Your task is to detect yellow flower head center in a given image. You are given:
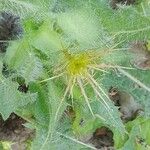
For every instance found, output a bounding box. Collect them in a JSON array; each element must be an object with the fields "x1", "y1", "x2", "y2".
[
  {"x1": 64, "y1": 50, "x2": 94, "y2": 76},
  {"x1": 67, "y1": 54, "x2": 89, "y2": 76}
]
